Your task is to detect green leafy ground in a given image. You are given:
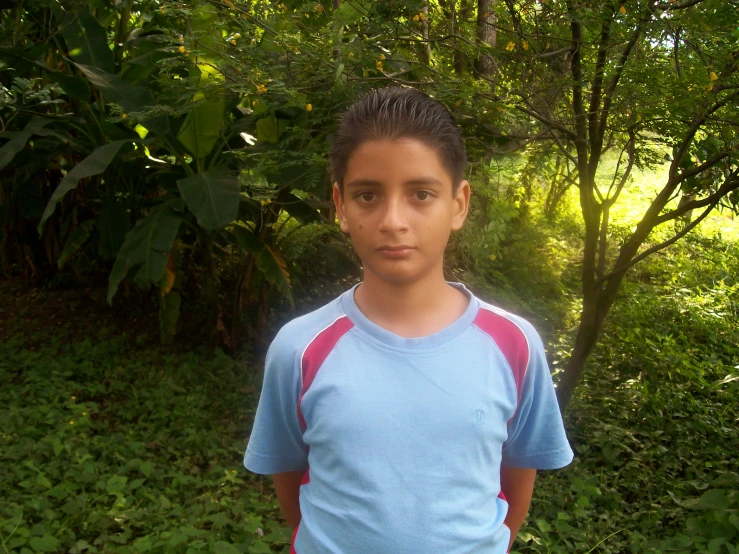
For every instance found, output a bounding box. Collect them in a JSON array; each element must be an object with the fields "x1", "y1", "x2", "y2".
[{"x1": 1, "y1": 234, "x2": 738, "y2": 554}]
